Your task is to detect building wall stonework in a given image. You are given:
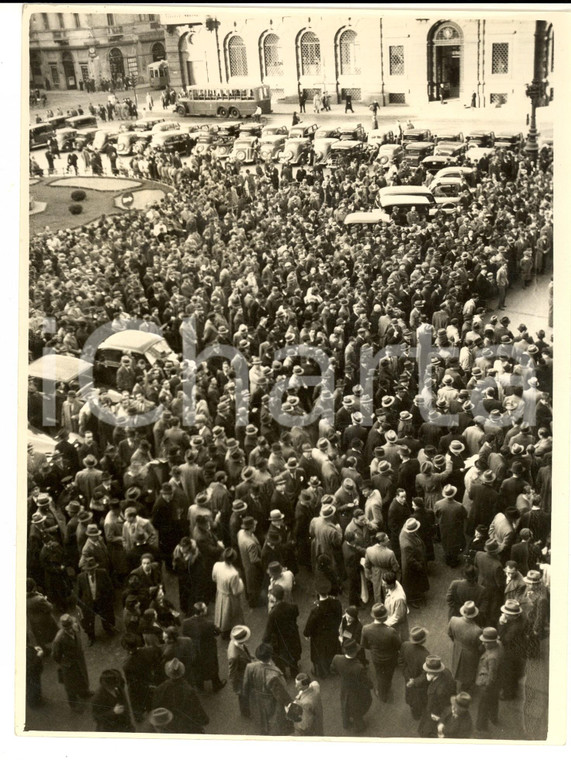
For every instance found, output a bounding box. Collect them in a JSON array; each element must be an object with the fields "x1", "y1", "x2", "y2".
[{"x1": 161, "y1": 12, "x2": 553, "y2": 112}]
